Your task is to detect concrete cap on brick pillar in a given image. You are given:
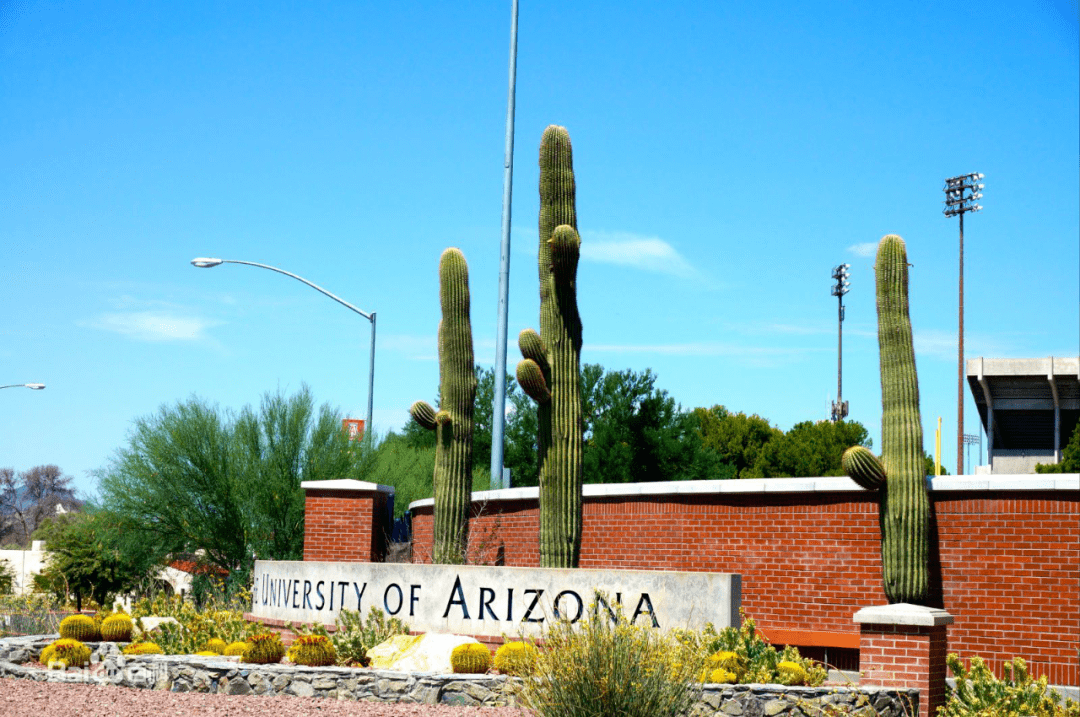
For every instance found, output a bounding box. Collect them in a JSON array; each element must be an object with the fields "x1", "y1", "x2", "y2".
[
  {"x1": 301, "y1": 479, "x2": 395, "y2": 494},
  {"x1": 854, "y1": 604, "x2": 954, "y2": 627}
]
